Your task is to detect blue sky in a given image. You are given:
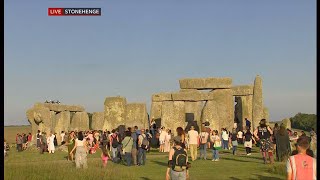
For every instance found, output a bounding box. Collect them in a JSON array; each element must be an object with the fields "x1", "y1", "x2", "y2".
[{"x1": 4, "y1": 0, "x2": 316, "y2": 125}]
